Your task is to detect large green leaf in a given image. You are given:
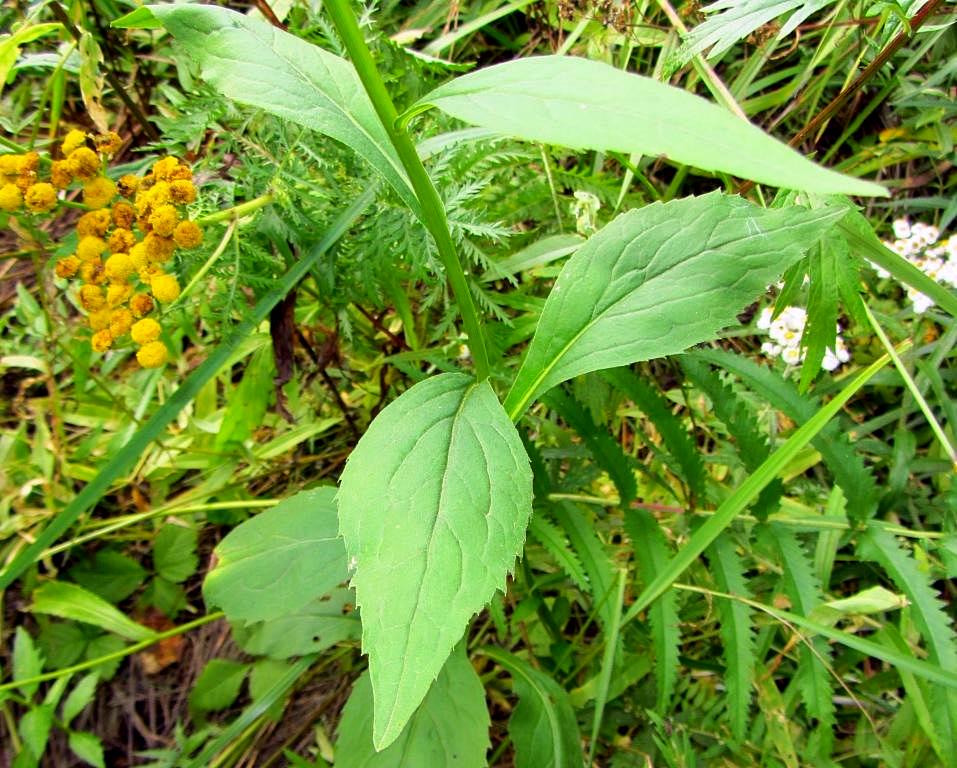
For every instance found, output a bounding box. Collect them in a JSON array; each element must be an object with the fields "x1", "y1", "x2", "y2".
[
  {"x1": 338, "y1": 373, "x2": 533, "y2": 749},
  {"x1": 203, "y1": 487, "x2": 348, "y2": 623},
  {"x1": 409, "y1": 56, "x2": 885, "y2": 197},
  {"x1": 482, "y1": 647, "x2": 584, "y2": 768},
  {"x1": 335, "y1": 645, "x2": 490, "y2": 767},
  {"x1": 504, "y1": 192, "x2": 845, "y2": 419},
  {"x1": 147, "y1": 5, "x2": 420, "y2": 216}
]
